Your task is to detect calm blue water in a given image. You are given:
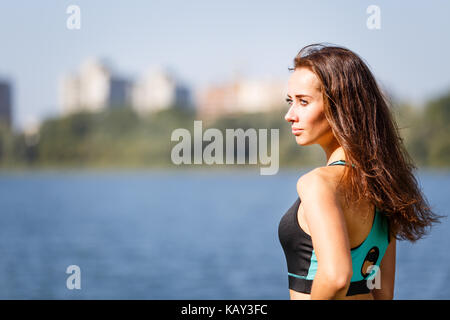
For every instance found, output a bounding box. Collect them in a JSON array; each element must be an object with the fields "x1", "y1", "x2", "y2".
[{"x1": 0, "y1": 168, "x2": 448, "y2": 299}]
